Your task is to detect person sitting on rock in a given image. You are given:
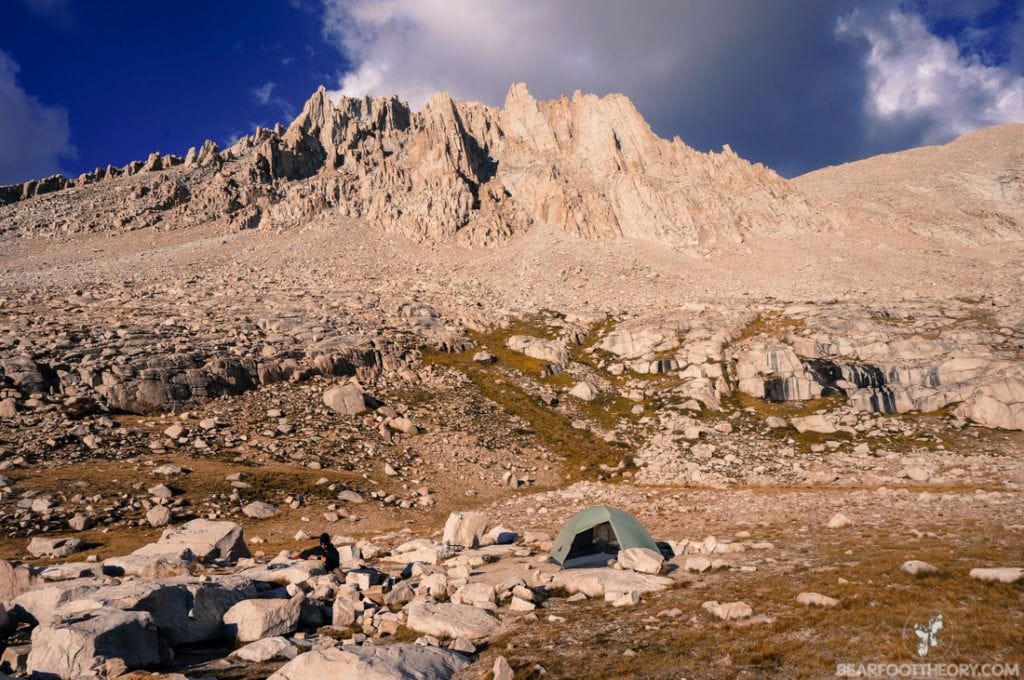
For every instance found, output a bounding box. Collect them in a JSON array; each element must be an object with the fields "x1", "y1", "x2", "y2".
[{"x1": 291, "y1": 532, "x2": 340, "y2": 571}]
